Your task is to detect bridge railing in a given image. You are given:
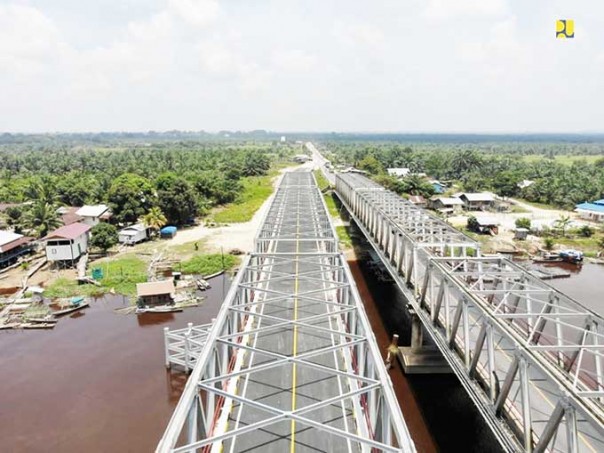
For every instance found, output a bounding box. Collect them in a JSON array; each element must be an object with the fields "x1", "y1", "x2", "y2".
[
  {"x1": 157, "y1": 172, "x2": 416, "y2": 453},
  {"x1": 336, "y1": 172, "x2": 604, "y2": 453}
]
